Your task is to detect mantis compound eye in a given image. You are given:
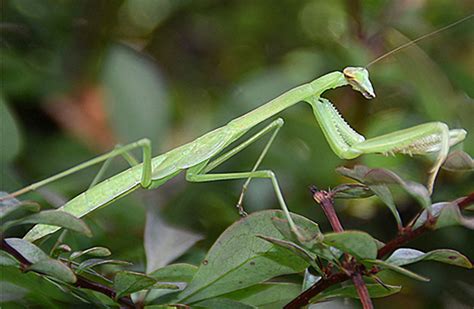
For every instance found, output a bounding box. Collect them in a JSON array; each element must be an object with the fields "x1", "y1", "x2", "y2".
[{"x1": 343, "y1": 67, "x2": 376, "y2": 99}]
